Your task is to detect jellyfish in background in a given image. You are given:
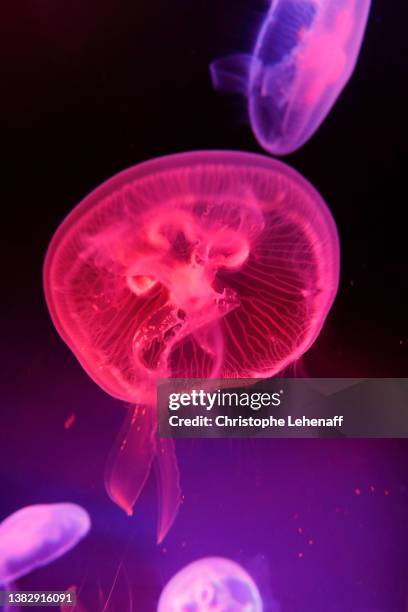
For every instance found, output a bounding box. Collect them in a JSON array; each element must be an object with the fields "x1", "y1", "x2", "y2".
[
  {"x1": 158, "y1": 557, "x2": 264, "y2": 611},
  {"x1": 210, "y1": 0, "x2": 372, "y2": 155},
  {"x1": 0, "y1": 503, "x2": 90, "y2": 585},
  {"x1": 44, "y1": 150, "x2": 339, "y2": 541}
]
